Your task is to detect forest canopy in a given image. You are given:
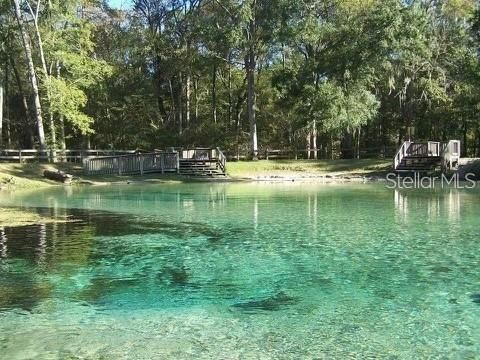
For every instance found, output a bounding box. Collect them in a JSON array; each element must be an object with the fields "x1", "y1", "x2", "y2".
[{"x1": 1, "y1": 0, "x2": 480, "y2": 159}]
